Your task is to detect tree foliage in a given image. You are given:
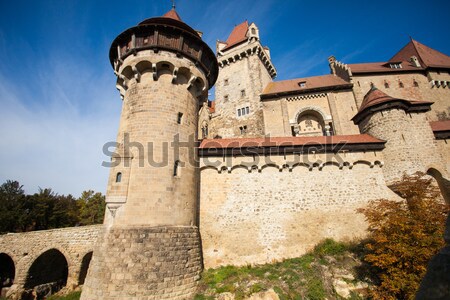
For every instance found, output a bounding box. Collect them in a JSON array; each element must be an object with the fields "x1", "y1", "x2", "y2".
[
  {"x1": 358, "y1": 172, "x2": 449, "y2": 300},
  {"x1": 0, "y1": 180, "x2": 106, "y2": 234}
]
